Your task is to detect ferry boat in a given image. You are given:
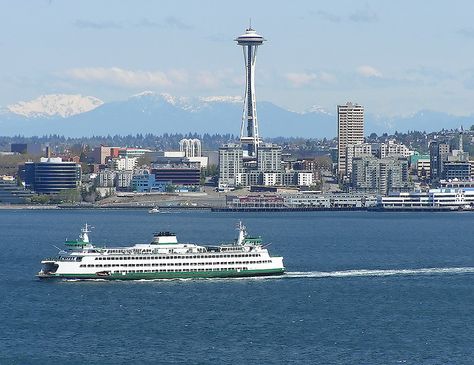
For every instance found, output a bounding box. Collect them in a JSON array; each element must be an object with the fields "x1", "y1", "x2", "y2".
[{"x1": 37, "y1": 223, "x2": 285, "y2": 280}]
